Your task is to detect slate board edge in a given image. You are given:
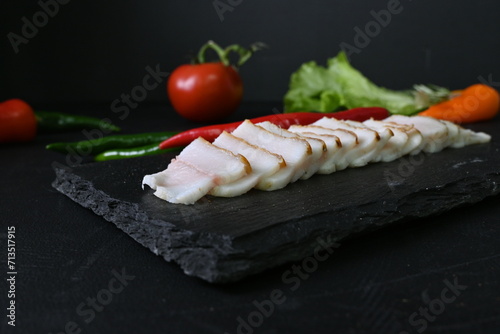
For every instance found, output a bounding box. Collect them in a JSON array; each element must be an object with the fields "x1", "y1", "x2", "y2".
[
  {"x1": 51, "y1": 166, "x2": 238, "y2": 283},
  {"x1": 52, "y1": 166, "x2": 500, "y2": 283}
]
